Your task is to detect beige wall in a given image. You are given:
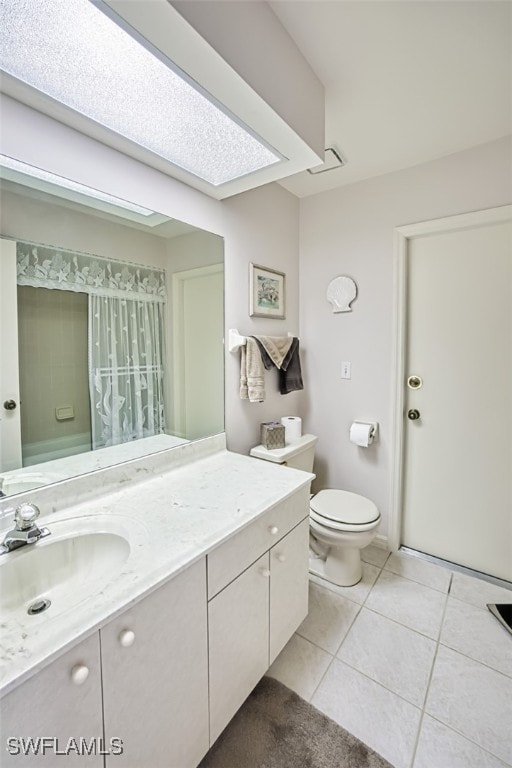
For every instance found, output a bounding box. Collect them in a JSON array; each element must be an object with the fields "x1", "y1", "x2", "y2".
[{"x1": 299, "y1": 136, "x2": 512, "y2": 538}]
